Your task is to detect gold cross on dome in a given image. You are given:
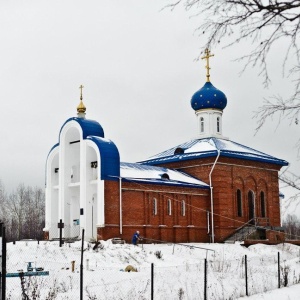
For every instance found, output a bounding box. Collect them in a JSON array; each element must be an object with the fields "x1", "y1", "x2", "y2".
[
  {"x1": 201, "y1": 49, "x2": 214, "y2": 82},
  {"x1": 79, "y1": 84, "x2": 84, "y2": 100}
]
